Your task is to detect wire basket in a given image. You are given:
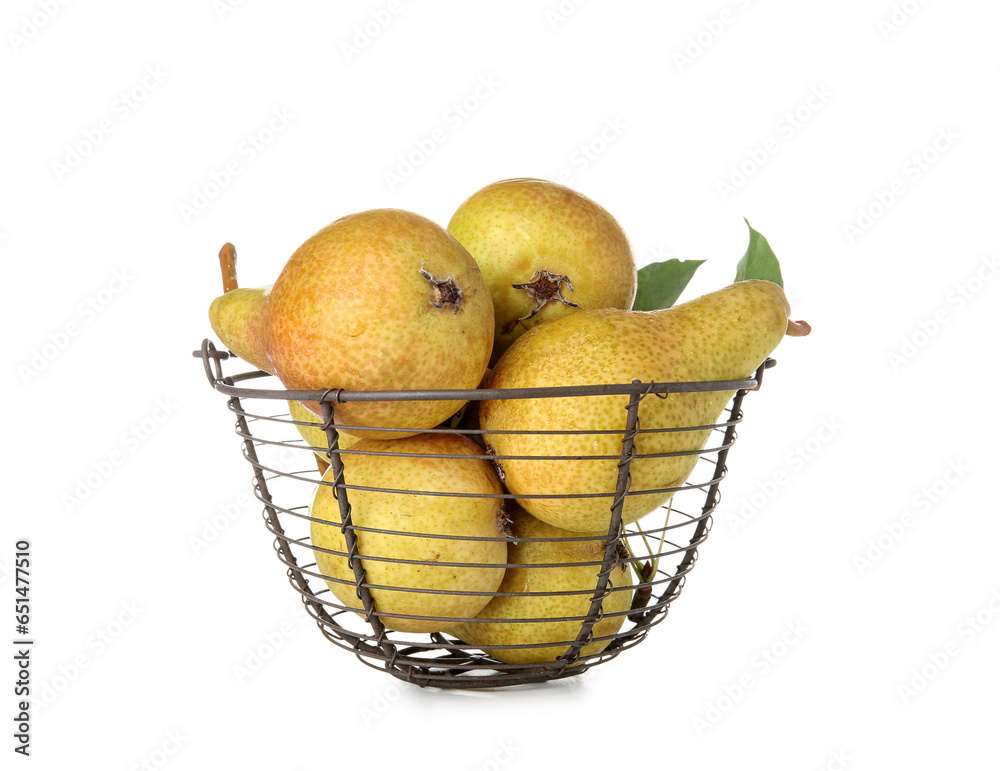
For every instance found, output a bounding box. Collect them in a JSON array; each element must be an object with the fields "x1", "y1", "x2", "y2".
[{"x1": 194, "y1": 339, "x2": 775, "y2": 689}]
